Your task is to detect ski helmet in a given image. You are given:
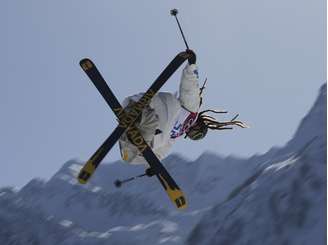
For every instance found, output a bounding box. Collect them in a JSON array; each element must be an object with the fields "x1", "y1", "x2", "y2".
[
  {"x1": 186, "y1": 109, "x2": 249, "y2": 140},
  {"x1": 186, "y1": 118, "x2": 208, "y2": 140}
]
